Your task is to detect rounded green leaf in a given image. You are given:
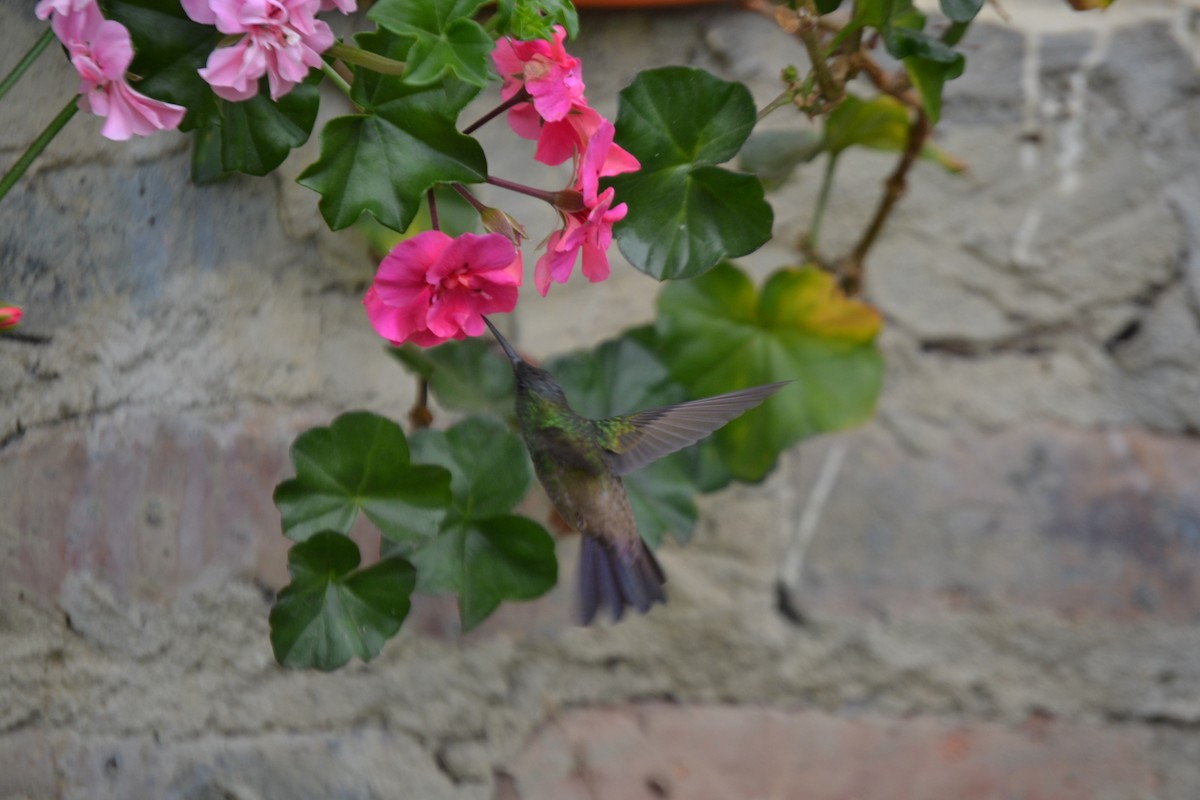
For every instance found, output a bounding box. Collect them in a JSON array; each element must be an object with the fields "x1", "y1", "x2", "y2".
[
  {"x1": 657, "y1": 263, "x2": 884, "y2": 481},
  {"x1": 607, "y1": 68, "x2": 773, "y2": 280},
  {"x1": 273, "y1": 411, "x2": 452, "y2": 545},
  {"x1": 389, "y1": 339, "x2": 514, "y2": 418},
  {"x1": 211, "y1": 81, "x2": 321, "y2": 177},
  {"x1": 414, "y1": 515, "x2": 557, "y2": 631},
  {"x1": 739, "y1": 129, "x2": 824, "y2": 190},
  {"x1": 406, "y1": 417, "x2": 556, "y2": 629},
  {"x1": 269, "y1": 532, "x2": 416, "y2": 671},
  {"x1": 297, "y1": 80, "x2": 486, "y2": 232},
  {"x1": 369, "y1": 0, "x2": 494, "y2": 87},
  {"x1": 409, "y1": 416, "x2": 531, "y2": 519}
]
